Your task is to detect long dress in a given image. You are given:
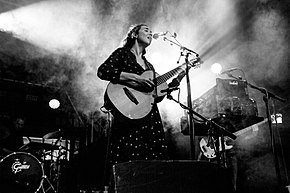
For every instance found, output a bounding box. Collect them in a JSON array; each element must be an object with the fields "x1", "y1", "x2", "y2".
[{"x1": 97, "y1": 47, "x2": 168, "y2": 166}]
